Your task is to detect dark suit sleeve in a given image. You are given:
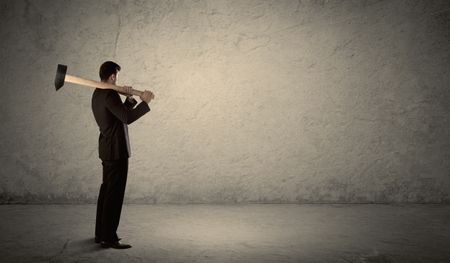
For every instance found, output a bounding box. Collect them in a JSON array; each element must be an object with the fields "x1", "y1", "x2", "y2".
[
  {"x1": 105, "y1": 91, "x2": 150, "y2": 124},
  {"x1": 123, "y1": 96, "x2": 138, "y2": 109}
]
